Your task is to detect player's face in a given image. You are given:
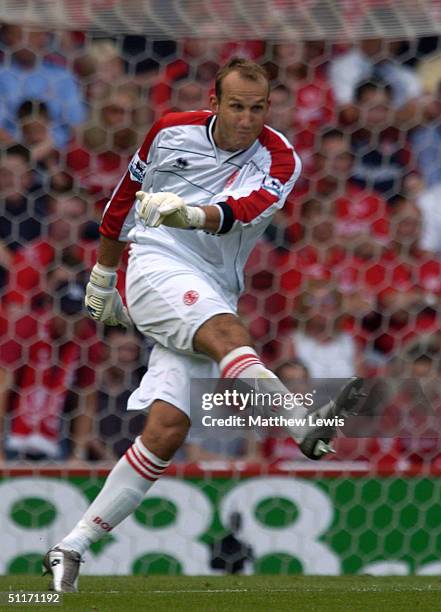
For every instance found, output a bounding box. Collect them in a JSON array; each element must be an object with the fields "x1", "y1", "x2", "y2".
[{"x1": 210, "y1": 72, "x2": 269, "y2": 151}]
